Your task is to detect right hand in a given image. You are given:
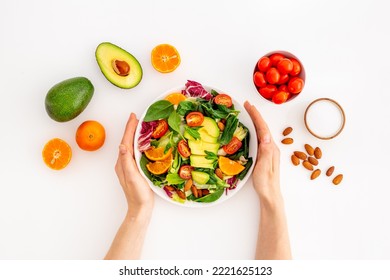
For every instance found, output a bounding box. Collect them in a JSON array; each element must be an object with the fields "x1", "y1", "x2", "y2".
[{"x1": 244, "y1": 101, "x2": 281, "y2": 201}]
